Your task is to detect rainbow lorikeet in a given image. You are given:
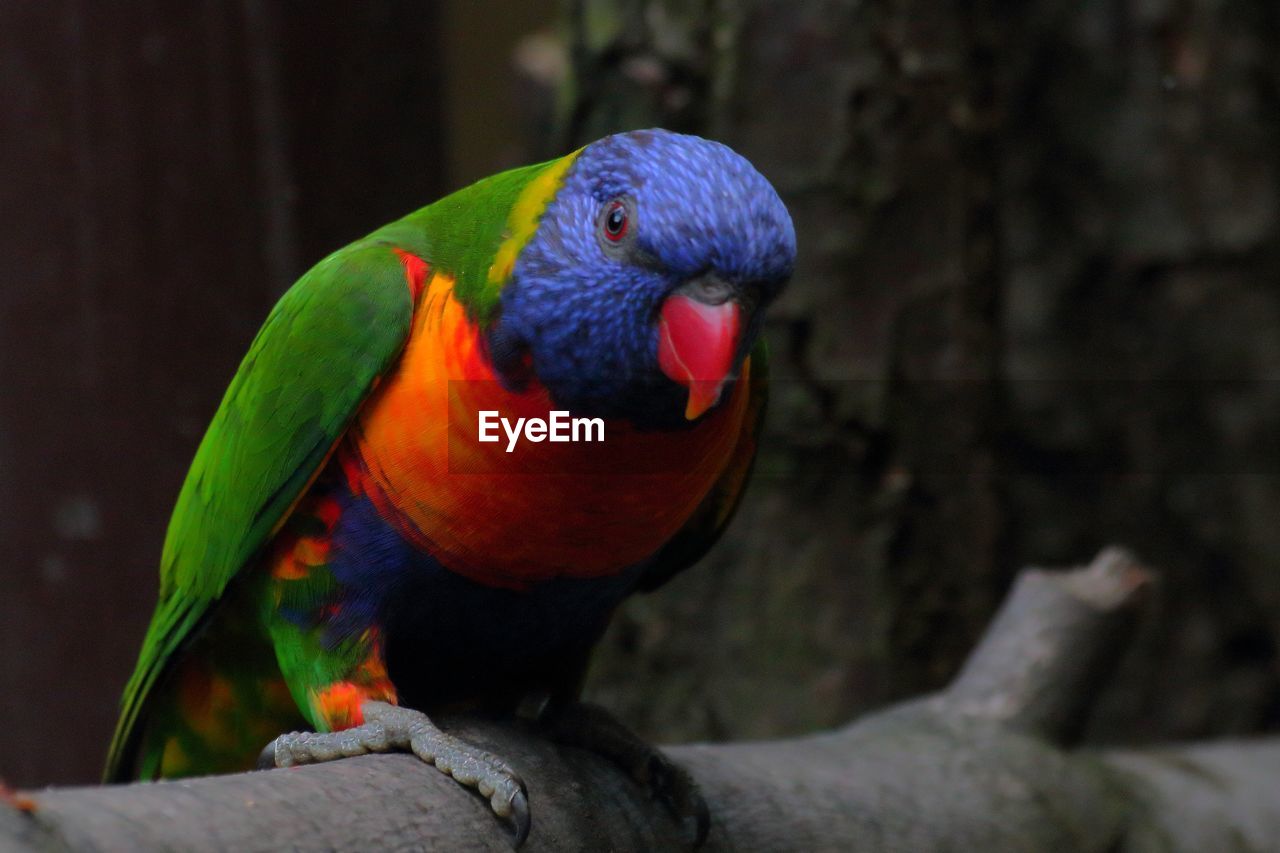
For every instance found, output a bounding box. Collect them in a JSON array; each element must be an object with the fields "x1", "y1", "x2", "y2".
[{"x1": 105, "y1": 129, "x2": 795, "y2": 844}]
